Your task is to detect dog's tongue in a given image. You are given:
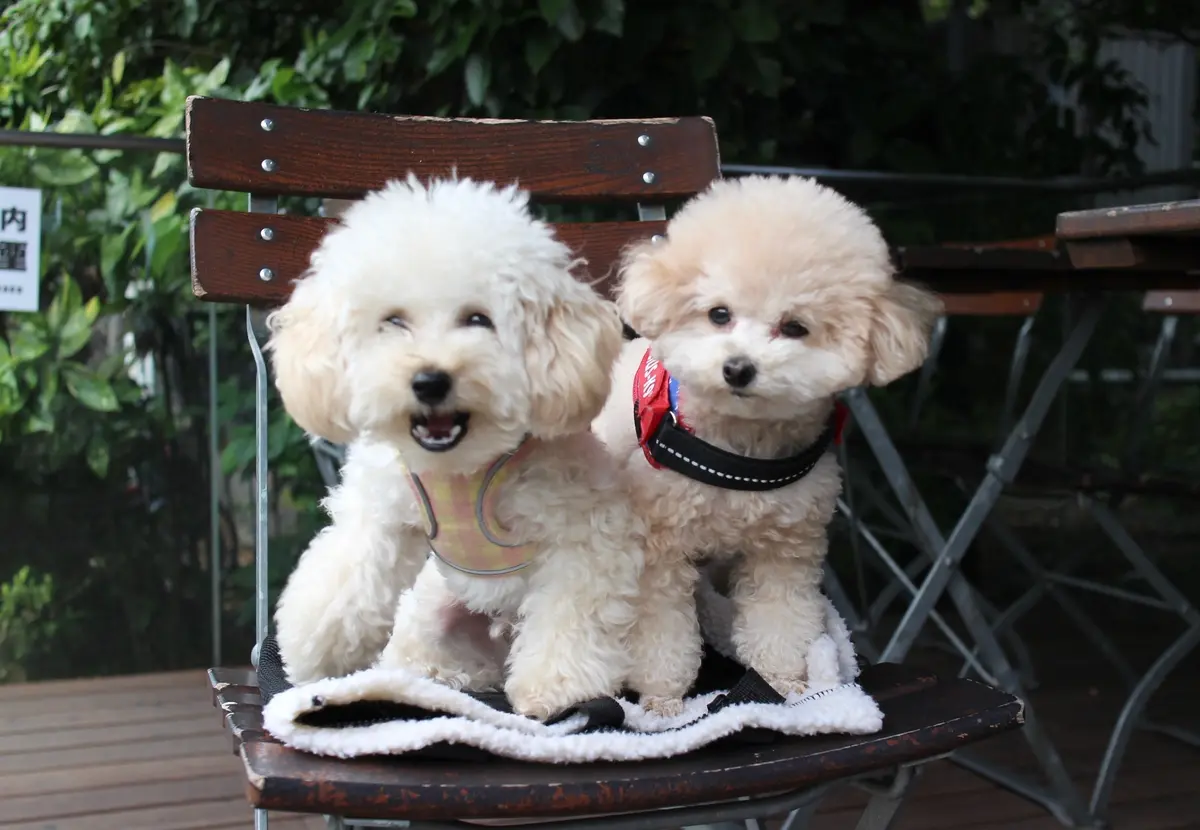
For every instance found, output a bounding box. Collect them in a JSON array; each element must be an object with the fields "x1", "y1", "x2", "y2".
[{"x1": 424, "y1": 414, "x2": 456, "y2": 438}]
